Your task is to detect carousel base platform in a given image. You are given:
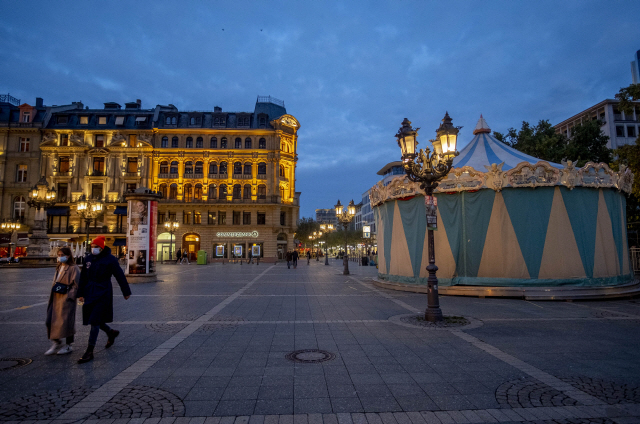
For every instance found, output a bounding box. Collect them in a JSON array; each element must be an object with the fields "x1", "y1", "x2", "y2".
[{"x1": 372, "y1": 278, "x2": 640, "y2": 300}]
